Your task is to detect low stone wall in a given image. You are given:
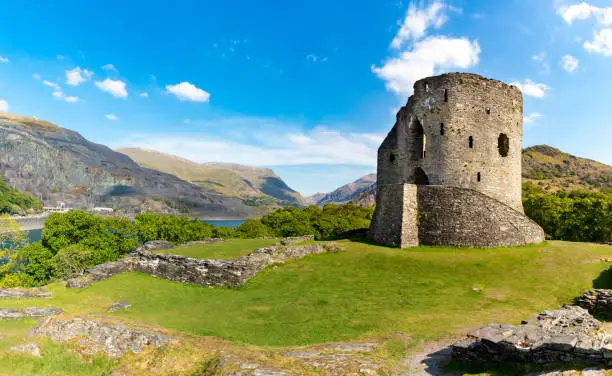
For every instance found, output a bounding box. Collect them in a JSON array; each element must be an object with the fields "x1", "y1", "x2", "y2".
[
  {"x1": 578, "y1": 289, "x2": 612, "y2": 316},
  {"x1": 452, "y1": 306, "x2": 612, "y2": 368},
  {"x1": 0, "y1": 287, "x2": 51, "y2": 299},
  {"x1": 0, "y1": 307, "x2": 62, "y2": 320},
  {"x1": 67, "y1": 236, "x2": 333, "y2": 289}
]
